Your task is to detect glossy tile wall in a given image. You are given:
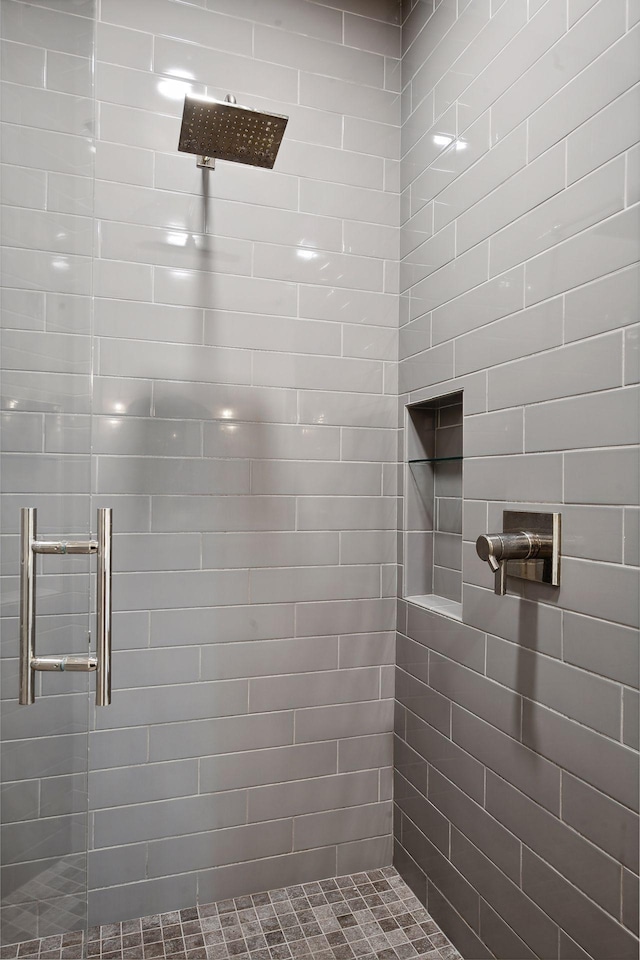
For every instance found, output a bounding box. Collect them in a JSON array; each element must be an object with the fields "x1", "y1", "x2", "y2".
[
  {"x1": 0, "y1": 0, "x2": 402, "y2": 934},
  {"x1": 395, "y1": 2, "x2": 639, "y2": 959}
]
